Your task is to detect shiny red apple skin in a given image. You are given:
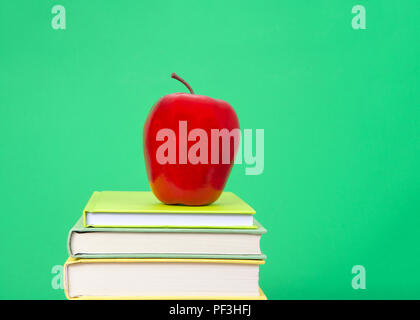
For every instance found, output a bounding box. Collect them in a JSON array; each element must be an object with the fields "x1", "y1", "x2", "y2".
[{"x1": 143, "y1": 92, "x2": 240, "y2": 205}]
